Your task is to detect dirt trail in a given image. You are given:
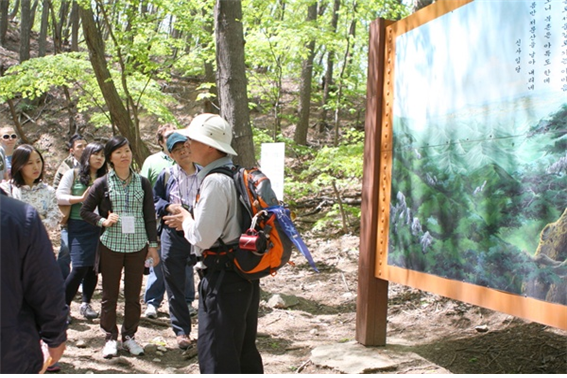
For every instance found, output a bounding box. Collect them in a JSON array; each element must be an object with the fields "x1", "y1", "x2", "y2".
[{"x1": 56, "y1": 234, "x2": 566, "y2": 374}]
